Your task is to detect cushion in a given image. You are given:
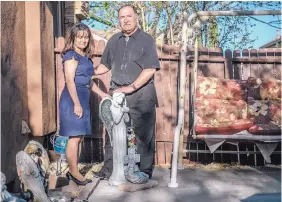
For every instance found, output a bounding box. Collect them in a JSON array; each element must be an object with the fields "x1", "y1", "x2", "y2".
[
  {"x1": 196, "y1": 119, "x2": 253, "y2": 134},
  {"x1": 196, "y1": 99, "x2": 248, "y2": 122},
  {"x1": 195, "y1": 98, "x2": 252, "y2": 134},
  {"x1": 197, "y1": 76, "x2": 247, "y2": 101},
  {"x1": 247, "y1": 77, "x2": 281, "y2": 100},
  {"x1": 247, "y1": 99, "x2": 281, "y2": 134},
  {"x1": 248, "y1": 124, "x2": 281, "y2": 135}
]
